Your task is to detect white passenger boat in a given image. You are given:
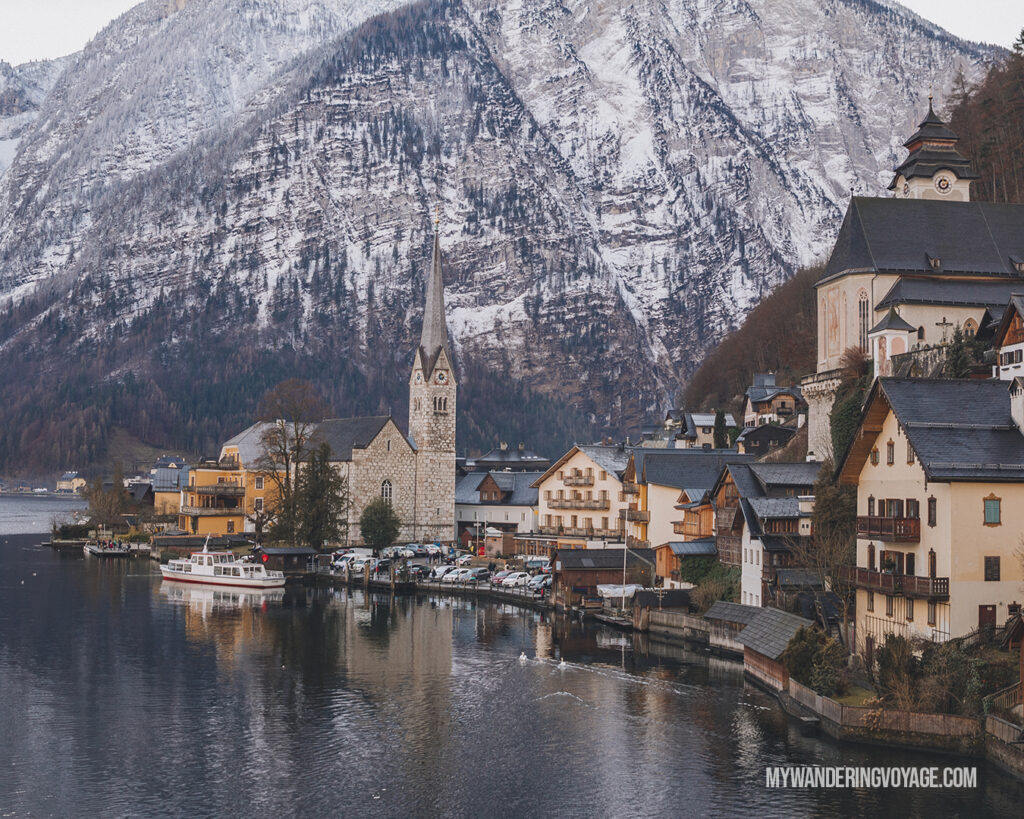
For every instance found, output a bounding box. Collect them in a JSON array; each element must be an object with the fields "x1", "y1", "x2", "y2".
[{"x1": 160, "y1": 541, "x2": 286, "y2": 589}]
